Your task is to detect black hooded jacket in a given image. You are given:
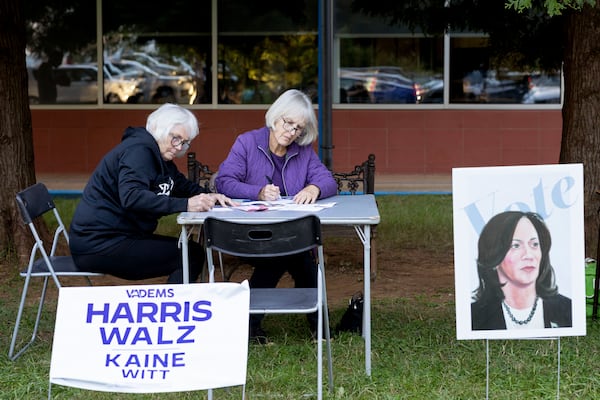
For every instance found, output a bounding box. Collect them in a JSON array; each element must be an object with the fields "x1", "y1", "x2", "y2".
[{"x1": 69, "y1": 127, "x2": 206, "y2": 254}]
